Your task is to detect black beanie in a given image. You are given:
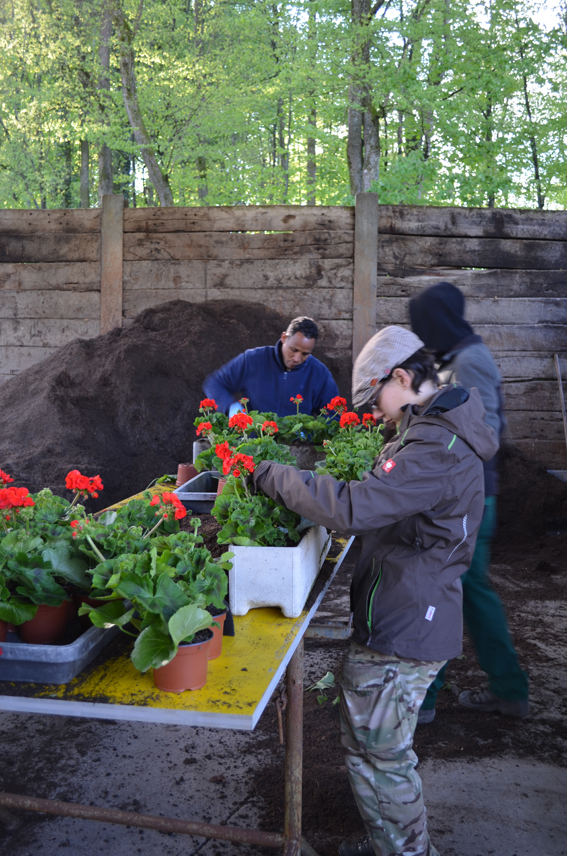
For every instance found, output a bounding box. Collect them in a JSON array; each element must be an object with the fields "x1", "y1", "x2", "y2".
[{"x1": 408, "y1": 282, "x2": 474, "y2": 358}]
